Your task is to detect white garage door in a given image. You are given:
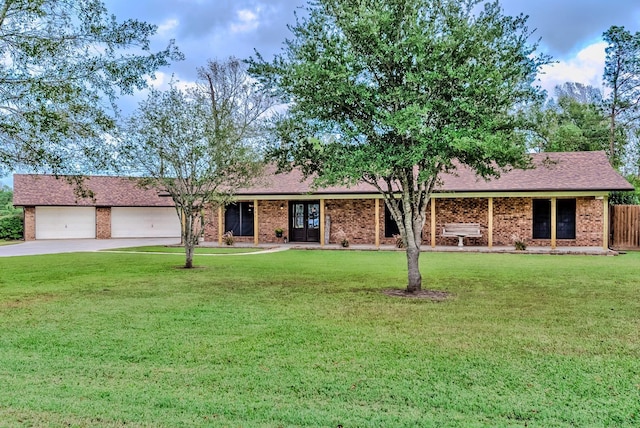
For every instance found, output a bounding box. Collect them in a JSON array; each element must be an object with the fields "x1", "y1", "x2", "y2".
[
  {"x1": 111, "y1": 207, "x2": 181, "y2": 238},
  {"x1": 35, "y1": 207, "x2": 96, "y2": 239}
]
